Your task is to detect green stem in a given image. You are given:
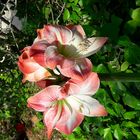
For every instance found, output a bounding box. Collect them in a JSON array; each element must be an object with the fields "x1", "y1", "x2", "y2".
[{"x1": 98, "y1": 73, "x2": 140, "y2": 82}]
